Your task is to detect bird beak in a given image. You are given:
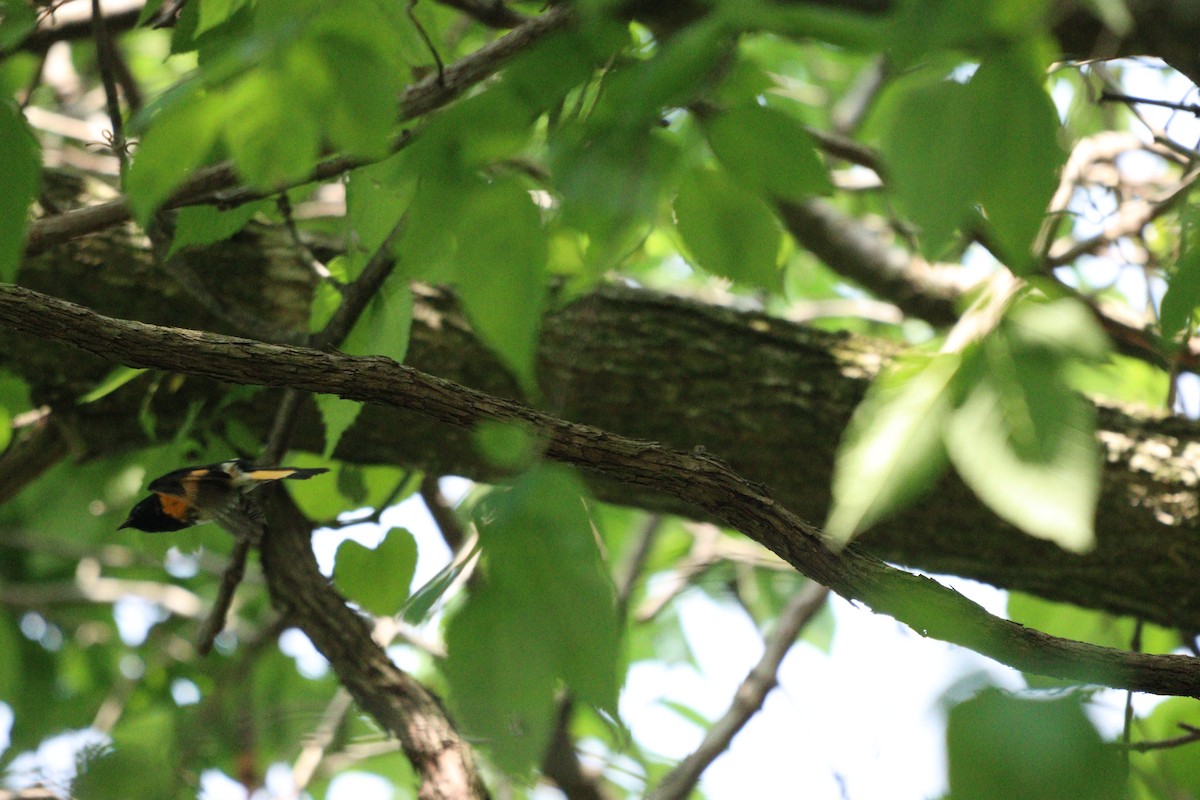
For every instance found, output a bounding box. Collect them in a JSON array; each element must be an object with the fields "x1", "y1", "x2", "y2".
[{"x1": 118, "y1": 518, "x2": 132, "y2": 530}]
